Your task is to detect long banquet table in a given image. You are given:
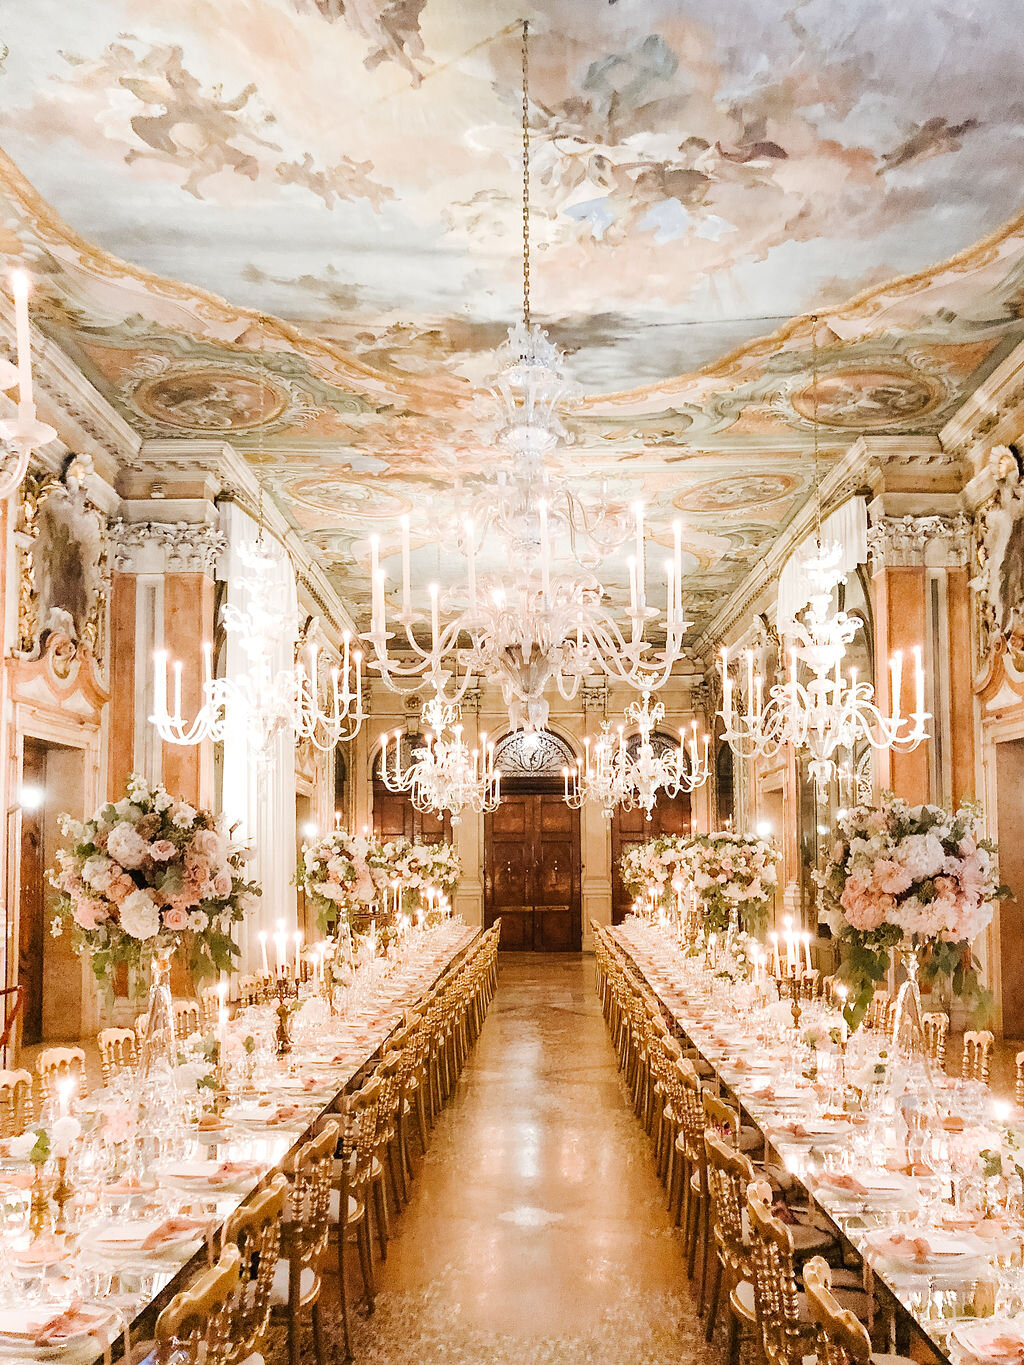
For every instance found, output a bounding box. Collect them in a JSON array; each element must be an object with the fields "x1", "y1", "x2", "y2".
[
  {"x1": 0, "y1": 922, "x2": 478, "y2": 1365},
  {"x1": 611, "y1": 920, "x2": 1024, "y2": 1365}
]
